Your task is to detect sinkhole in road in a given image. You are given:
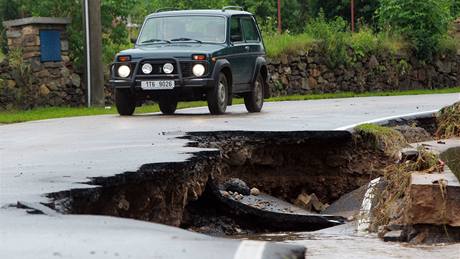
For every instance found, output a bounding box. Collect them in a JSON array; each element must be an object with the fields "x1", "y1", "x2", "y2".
[{"x1": 48, "y1": 130, "x2": 398, "y2": 235}]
